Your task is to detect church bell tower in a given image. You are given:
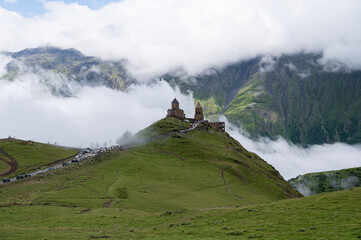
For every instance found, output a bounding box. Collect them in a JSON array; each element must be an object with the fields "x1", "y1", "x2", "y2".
[{"x1": 194, "y1": 102, "x2": 204, "y2": 120}]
